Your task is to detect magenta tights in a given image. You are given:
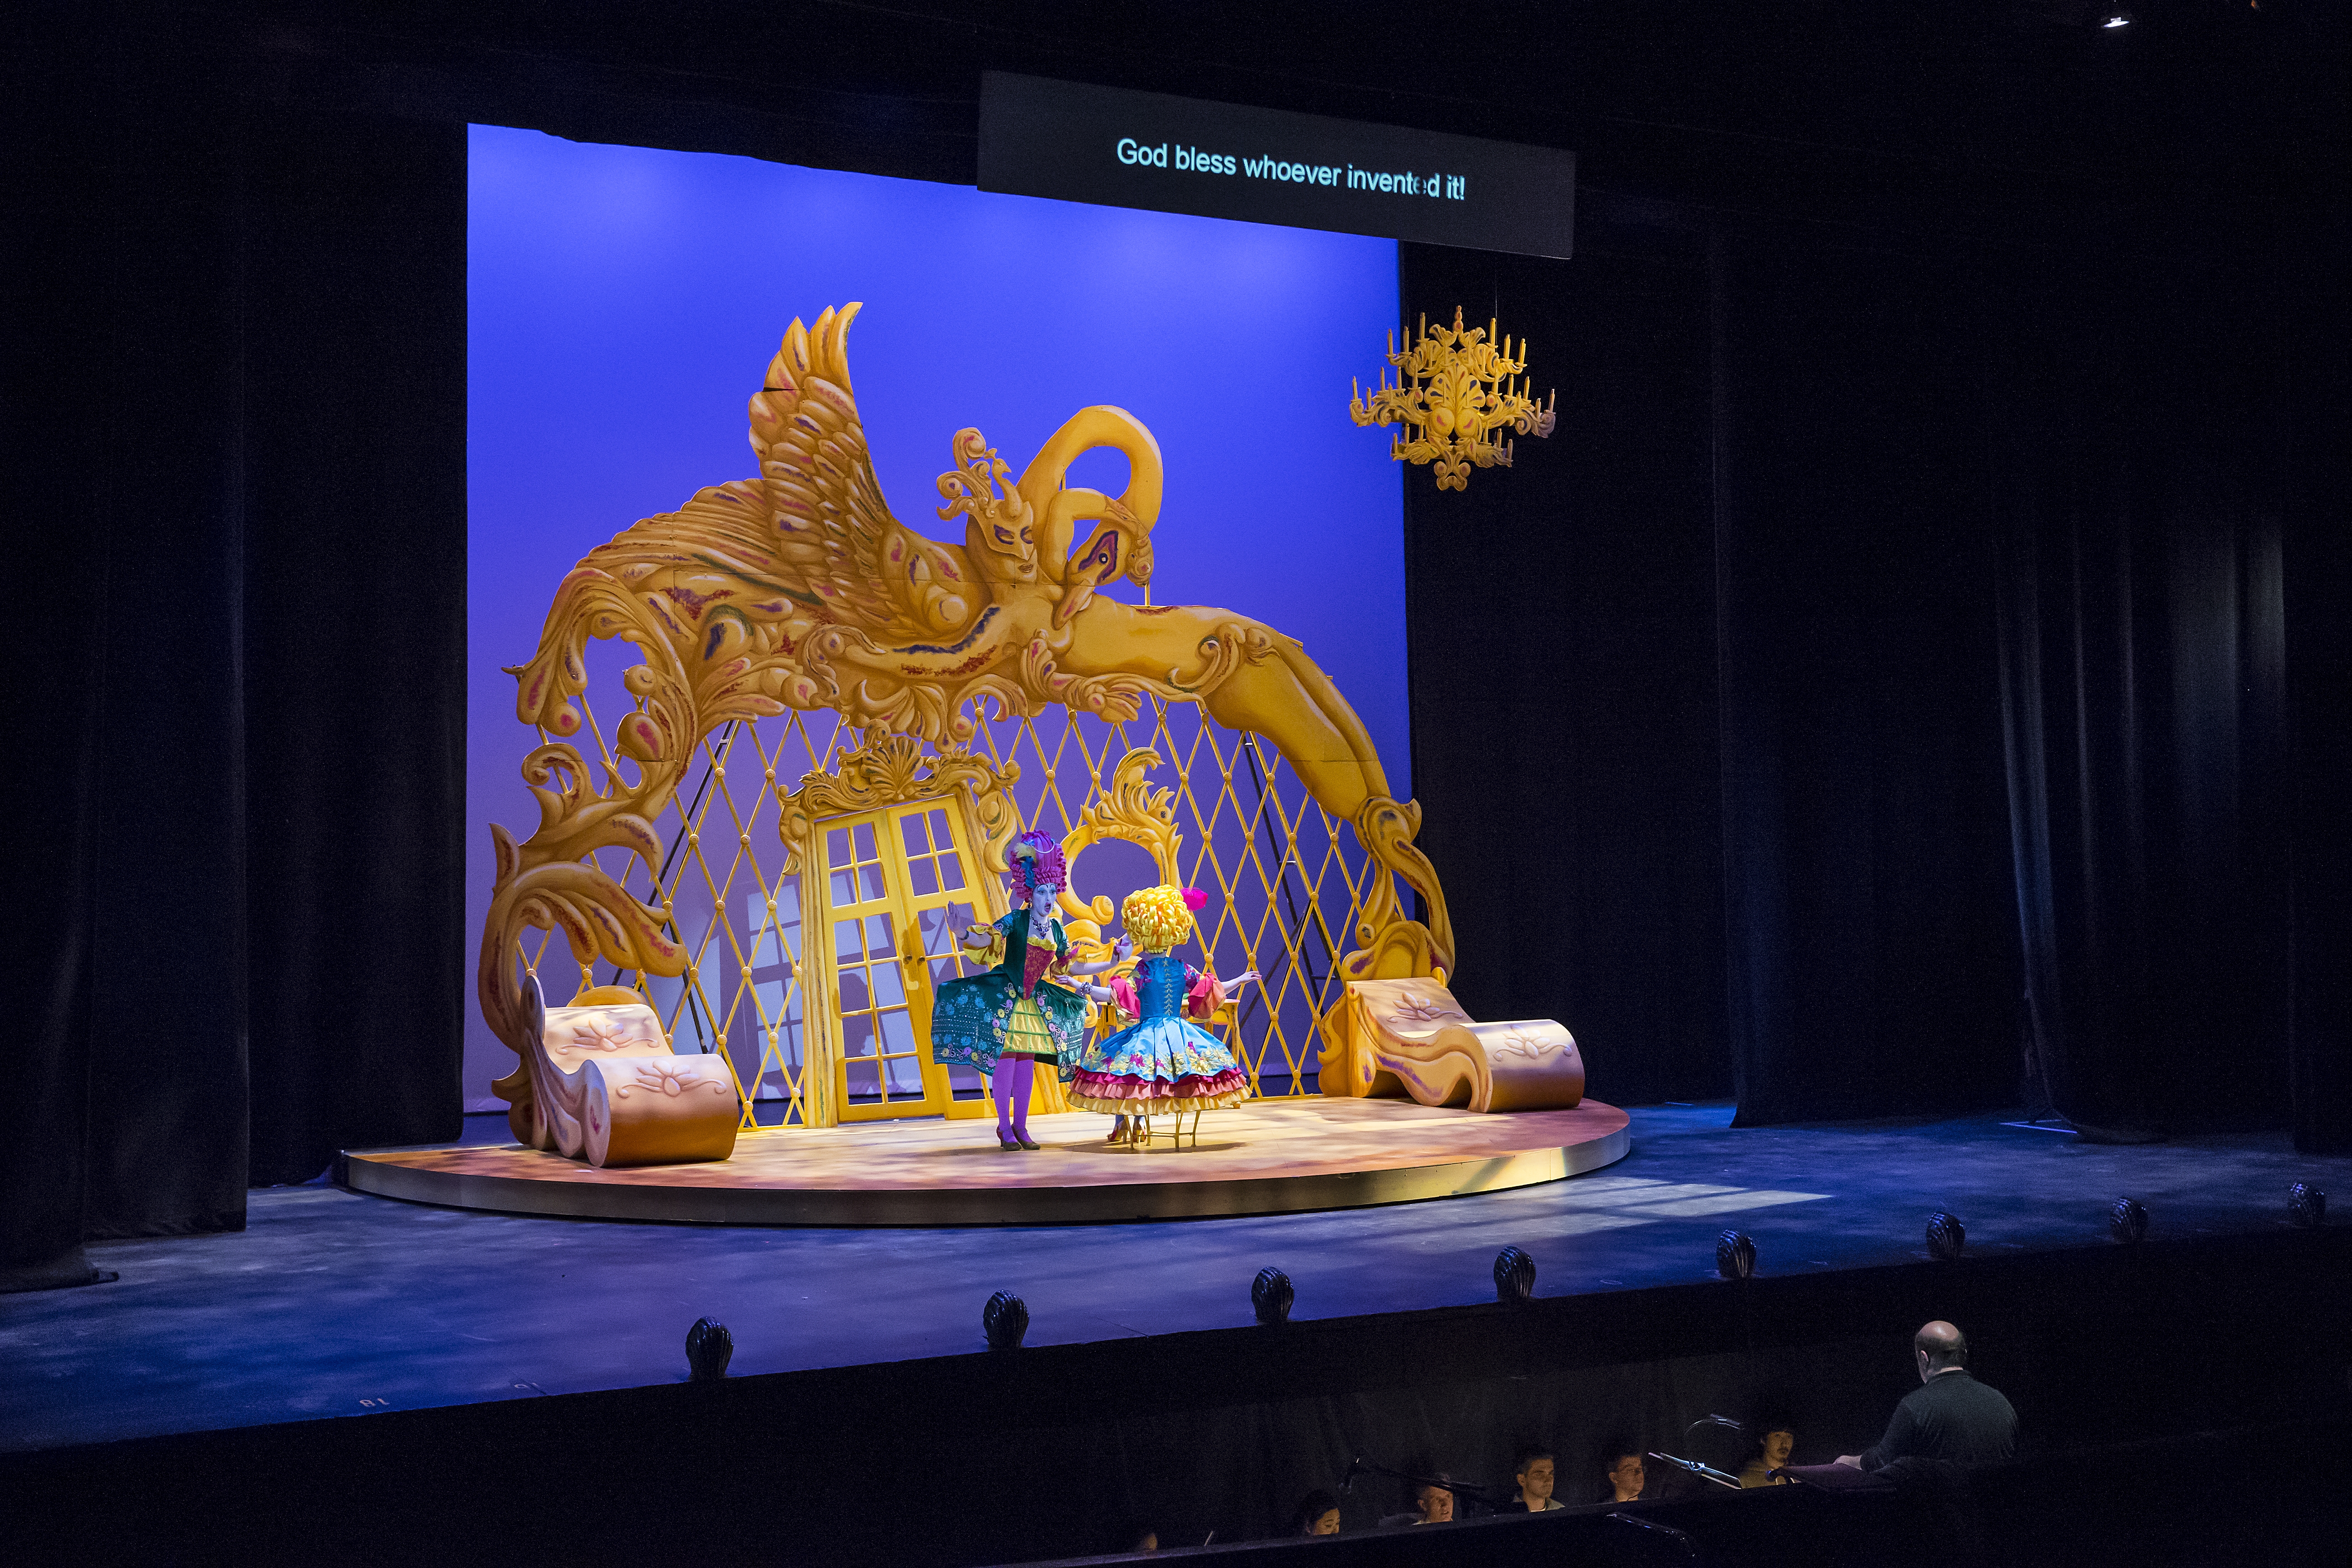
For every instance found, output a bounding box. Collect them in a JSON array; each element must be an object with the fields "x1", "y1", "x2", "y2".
[{"x1": 993, "y1": 1055, "x2": 1036, "y2": 1139}]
